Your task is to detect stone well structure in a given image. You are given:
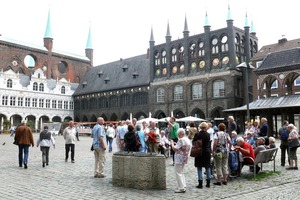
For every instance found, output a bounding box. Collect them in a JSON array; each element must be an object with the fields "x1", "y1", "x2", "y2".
[{"x1": 112, "y1": 152, "x2": 166, "y2": 190}]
